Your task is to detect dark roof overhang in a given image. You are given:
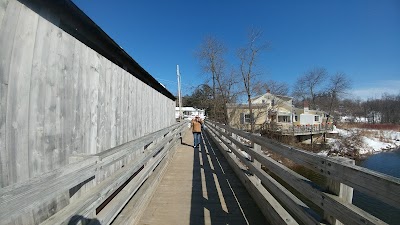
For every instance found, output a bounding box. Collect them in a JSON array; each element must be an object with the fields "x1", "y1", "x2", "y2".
[{"x1": 22, "y1": 0, "x2": 176, "y2": 100}]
